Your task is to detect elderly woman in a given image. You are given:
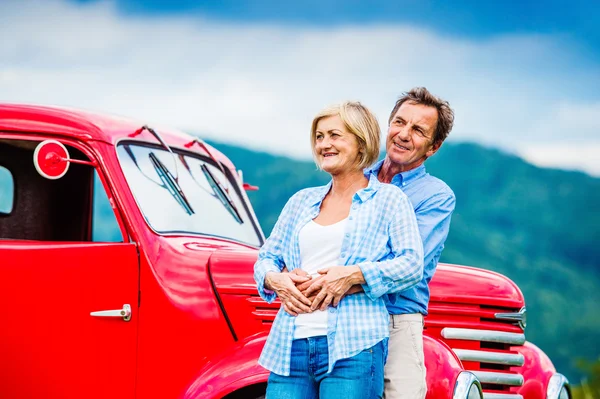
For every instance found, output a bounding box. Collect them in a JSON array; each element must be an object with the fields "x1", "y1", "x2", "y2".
[{"x1": 254, "y1": 101, "x2": 423, "y2": 399}]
